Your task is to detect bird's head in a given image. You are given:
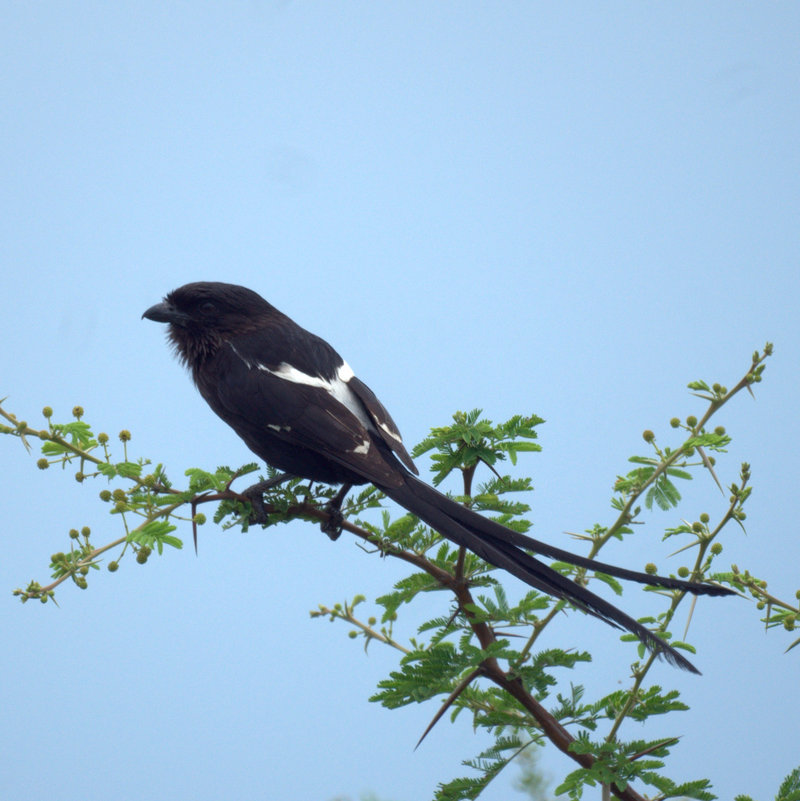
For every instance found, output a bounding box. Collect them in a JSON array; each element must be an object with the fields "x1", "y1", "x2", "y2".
[{"x1": 143, "y1": 281, "x2": 276, "y2": 366}]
